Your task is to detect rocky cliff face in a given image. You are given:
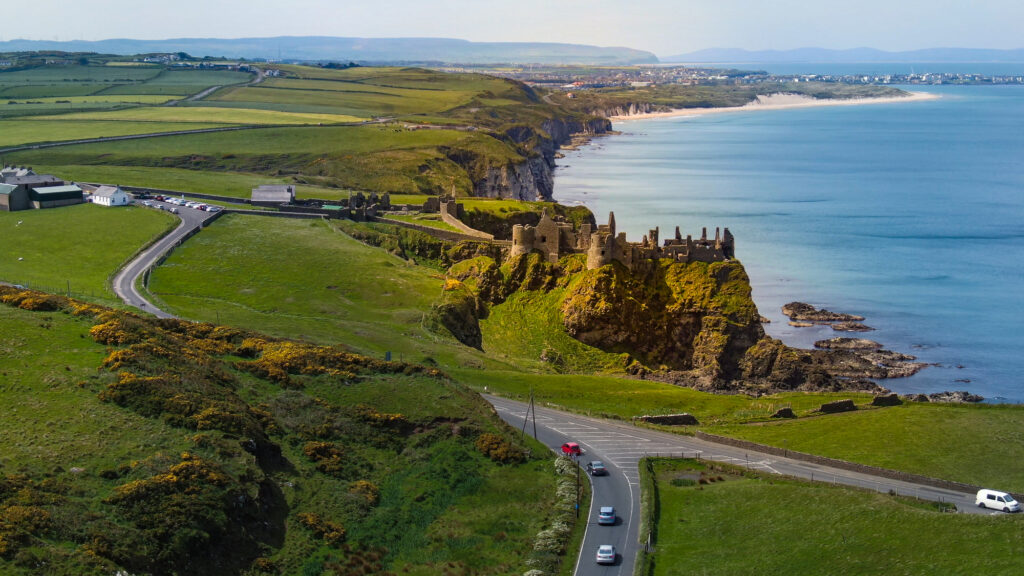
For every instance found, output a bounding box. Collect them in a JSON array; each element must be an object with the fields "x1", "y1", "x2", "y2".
[
  {"x1": 468, "y1": 116, "x2": 612, "y2": 201},
  {"x1": 590, "y1": 102, "x2": 668, "y2": 118},
  {"x1": 445, "y1": 252, "x2": 884, "y2": 394}
]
